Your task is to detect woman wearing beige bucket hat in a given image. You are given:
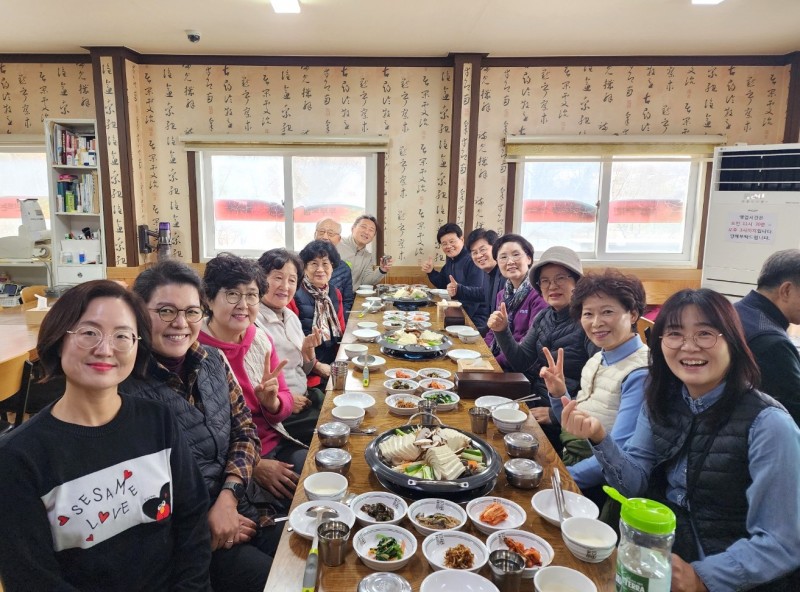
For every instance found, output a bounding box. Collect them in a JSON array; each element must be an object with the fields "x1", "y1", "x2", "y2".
[{"x1": 487, "y1": 245, "x2": 598, "y2": 452}]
